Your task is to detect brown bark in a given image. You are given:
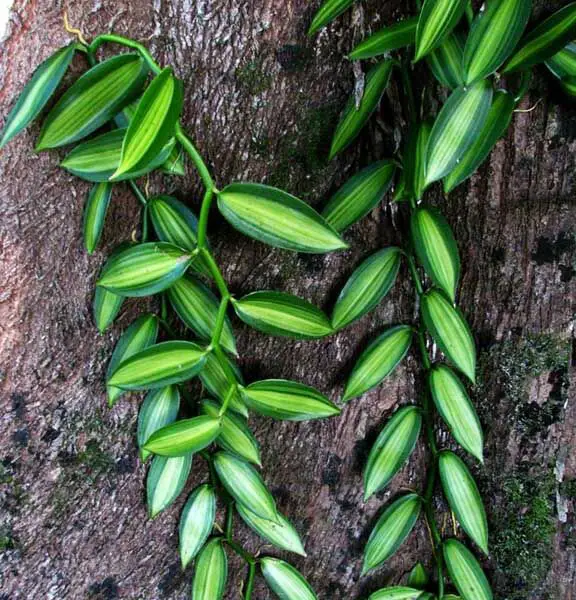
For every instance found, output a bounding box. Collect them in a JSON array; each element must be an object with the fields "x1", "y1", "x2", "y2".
[{"x1": 0, "y1": 1, "x2": 574, "y2": 599}]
